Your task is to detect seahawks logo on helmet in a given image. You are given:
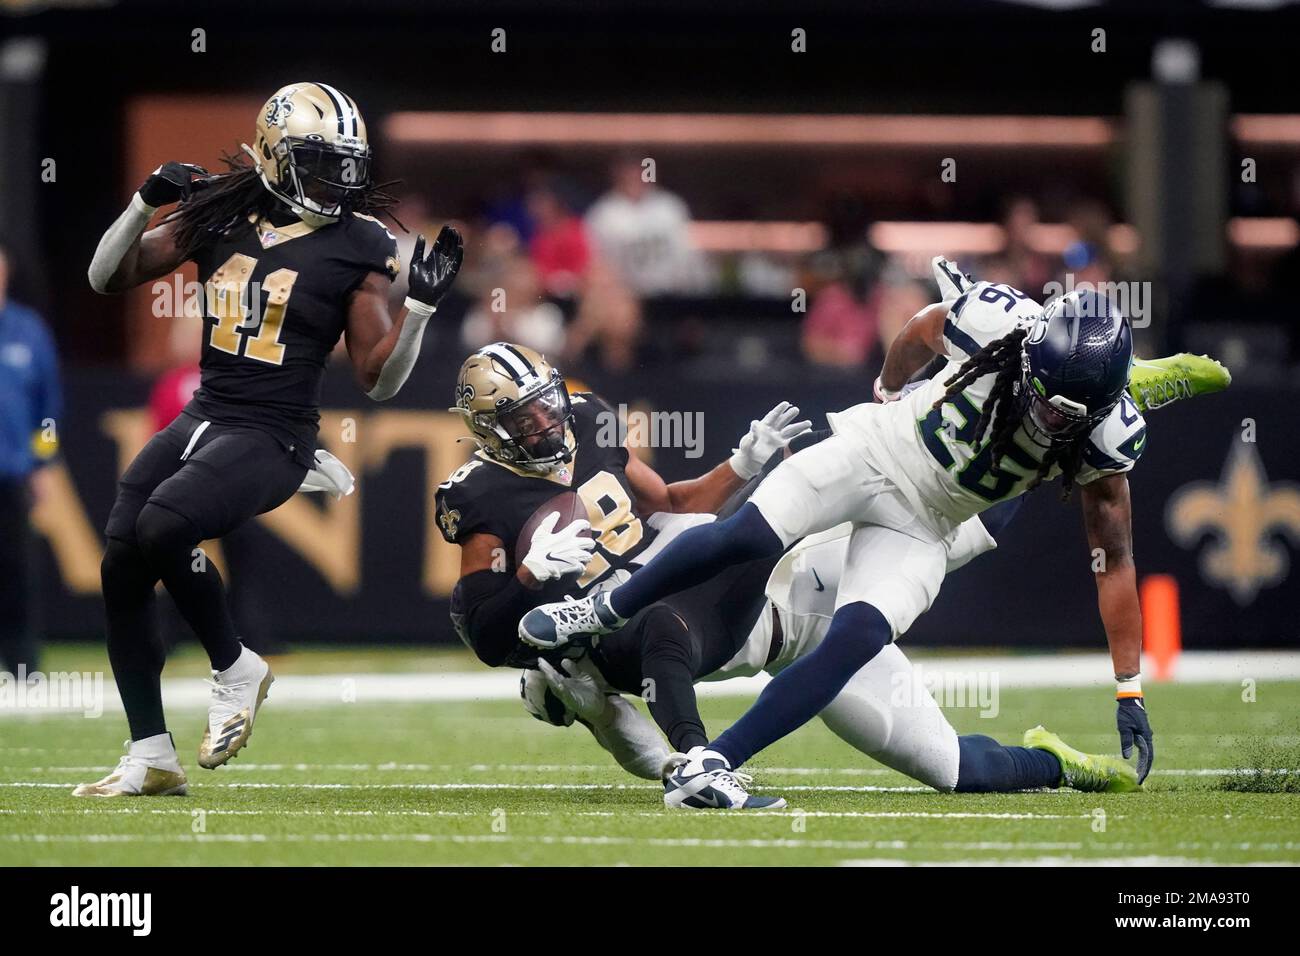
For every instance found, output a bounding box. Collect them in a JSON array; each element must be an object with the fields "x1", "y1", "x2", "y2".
[{"x1": 1025, "y1": 311, "x2": 1051, "y2": 345}]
